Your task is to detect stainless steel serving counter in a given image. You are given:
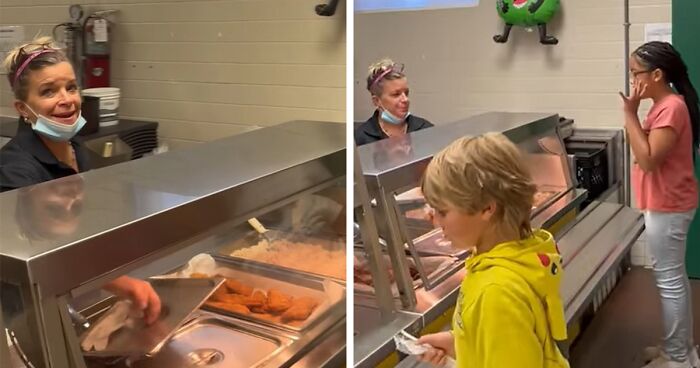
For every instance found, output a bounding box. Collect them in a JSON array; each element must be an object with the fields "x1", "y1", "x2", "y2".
[
  {"x1": 354, "y1": 305, "x2": 421, "y2": 368},
  {"x1": 290, "y1": 319, "x2": 347, "y2": 368},
  {"x1": 532, "y1": 188, "x2": 588, "y2": 232},
  {"x1": 1, "y1": 120, "x2": 346, "y2": 368},
  {"x1": 353, "y1": 112, "x2": 642, "y2": 367},
  {"x1": 558, "y1": 201, "x2": 644, "y2": 323},
  {"x1": 359, "y1": 112, "x2": 571, "y2": 195}
]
